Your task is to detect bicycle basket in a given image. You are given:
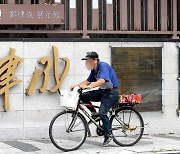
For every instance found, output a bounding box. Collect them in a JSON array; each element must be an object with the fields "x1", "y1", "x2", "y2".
[
  {"x1": 119, "y1": 94, "x2": 142, "y2": 104},
  {"x1": 60, "y1": 87, "x2": 79, "y2": 109}
]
